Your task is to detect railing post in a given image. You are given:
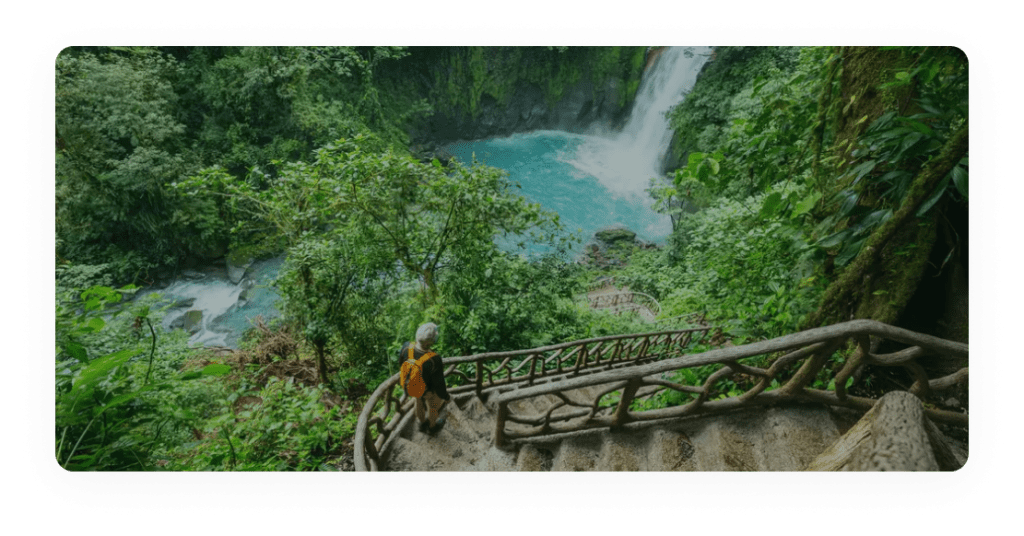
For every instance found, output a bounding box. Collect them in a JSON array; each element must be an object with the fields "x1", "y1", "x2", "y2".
[
  {"x1": 573, "y1": 344, "x2": 588, "y2": 374},
  {"x1": 611, "y1": 378, "x2": 642, "y2": 428},
  {"x1": 364, "y1": 434, "x2": 380, "y2": 466},
  {"x1": 636, "y1": 336, "x2": 651, "y2": 360},
  {"x1": 494, "y1": 401, "x2": 509, "y2": 448},
  {"x1": 476, "y1": 361, "x2": 484, "y2": 400}
]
